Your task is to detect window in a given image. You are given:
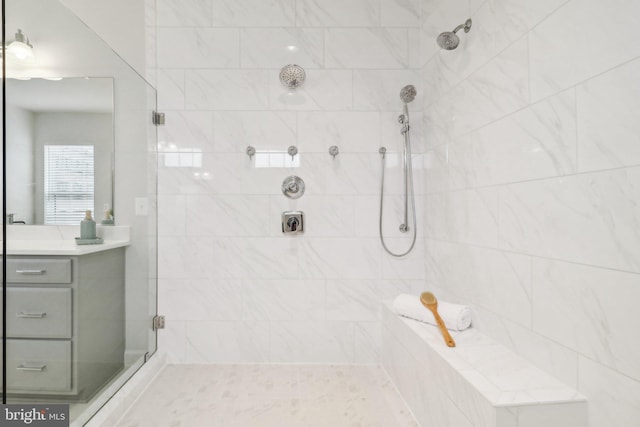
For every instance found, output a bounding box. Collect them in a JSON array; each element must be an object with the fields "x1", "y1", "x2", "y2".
[{"x1": 44, "y1": 145, "x2": 94, "y2": 225}]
